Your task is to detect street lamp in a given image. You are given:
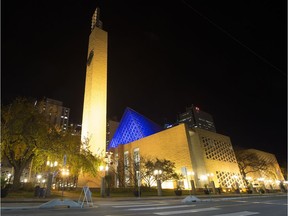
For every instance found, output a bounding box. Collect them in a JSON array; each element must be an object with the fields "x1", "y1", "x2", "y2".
[
  {"x1": 233, "y1": 175, "x2": 240, "y2": 193},
  {"x1": 36, "y1": 174, "x2": 42, "y2": 184},
  {"x1": 154, "y1": 169, "x2": 162, "y2": 196},
  {"x1": 207, "y1": 173, "x2": 216, "y2": 194},
  {"x1": 99, "y1": 165, "x2": 106, "y2": 197},
  {"x1": 188, "y1": 171, "x2": 196, "y2": 194},
  {"x1": 136, "y1": 170, "x2": 141, "y2": 198},
  {"x1": 46, "y1": 160, "x2": 58, "y2": 197},
  {"x1": 61, "y1": 168, "x2": 69, "y2": 200},
  {"x1": 100, "y1": 151, "x2": 113, "y2": 198}
]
